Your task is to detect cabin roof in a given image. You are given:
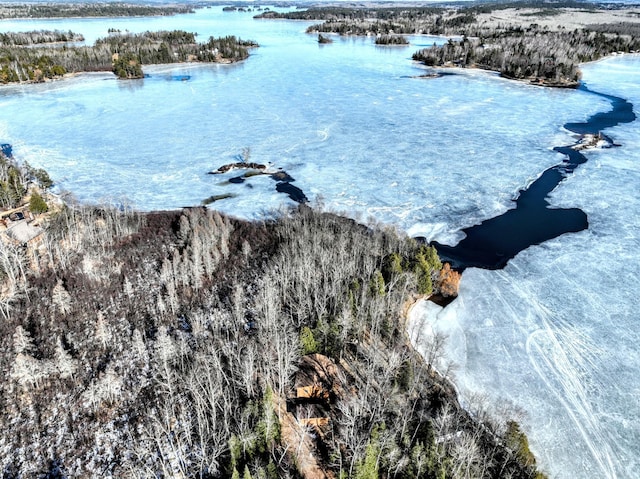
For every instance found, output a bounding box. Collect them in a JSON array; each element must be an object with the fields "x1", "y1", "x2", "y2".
[{"x1": 5, "y1": 221, "x2": 43, "y2": 244}]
